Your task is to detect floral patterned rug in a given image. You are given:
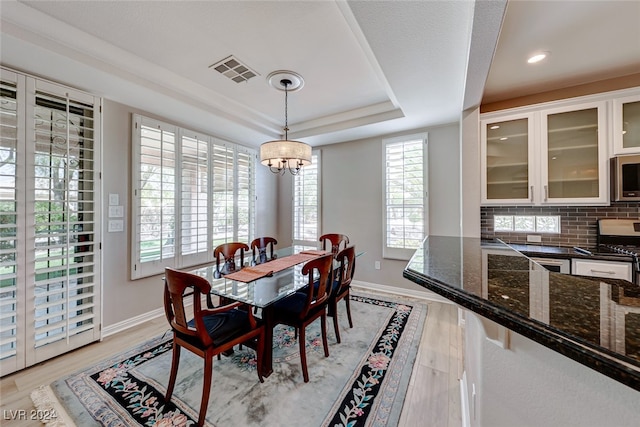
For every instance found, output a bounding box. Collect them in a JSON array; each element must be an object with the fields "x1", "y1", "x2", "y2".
[{"x1": 44, "y1": 292, "x2": 427, "y2": 427}]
